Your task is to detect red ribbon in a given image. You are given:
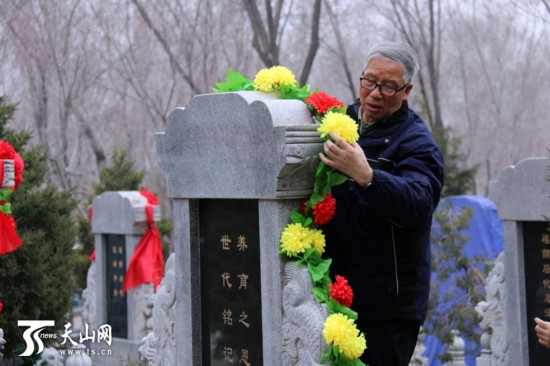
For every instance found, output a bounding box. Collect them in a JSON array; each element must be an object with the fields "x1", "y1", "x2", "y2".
[
  {"x1": 123, "y1": 199, "x2": 164, "y2": 292},
  {"x1": 0, "y1": 211, "x2": 22, "y2": 256},
  {"x1": 88, "y1": 205, "x2": 96, "y2": 261}
]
